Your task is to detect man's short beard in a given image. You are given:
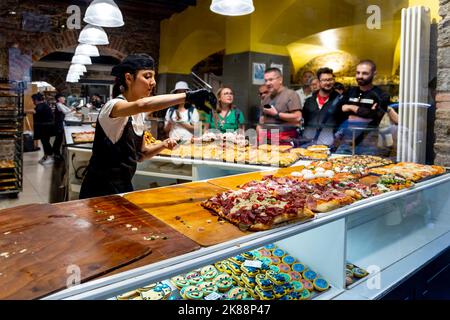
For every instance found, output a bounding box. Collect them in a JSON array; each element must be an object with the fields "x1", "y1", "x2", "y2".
[
  {"x1": 357, "y1": 76, "x2": 374, "y2": 86},
  {"x1": 321, "y1": 87, "x2": 333, "y2": 94}
]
